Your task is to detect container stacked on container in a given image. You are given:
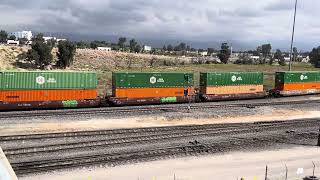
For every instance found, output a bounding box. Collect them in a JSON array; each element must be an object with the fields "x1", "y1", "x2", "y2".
[
  {"x1": 0, "y1": 71, "x2": 99, "y2": 110},
  {"x1": 275, "y1": 71, "x2": 320, "y2": 96},
  {"x1": 200, "y1": 72, "x2": 265, "y2": 101},
  {"x1": 109, "y1": 72, "x2": 194, "y2": 105}
]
